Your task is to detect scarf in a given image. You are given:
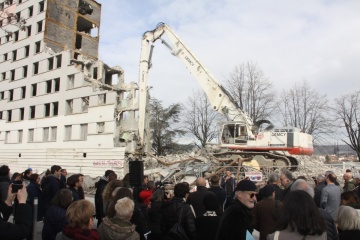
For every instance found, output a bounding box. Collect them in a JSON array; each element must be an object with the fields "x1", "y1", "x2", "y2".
[
  {"x1": 62, "y1": 226, "x2": 101, "y2": 240},
  {"x1": 203, "y1": 211, "x2": 217, "y2": 216}
]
